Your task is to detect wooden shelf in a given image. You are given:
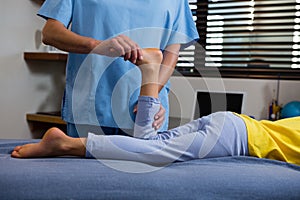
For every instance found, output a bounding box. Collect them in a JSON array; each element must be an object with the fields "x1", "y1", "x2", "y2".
[
  {"x1": 24, "y1": 52, "x2": 68, "y2": 61},
  {"x1": 26, "y1": 113, "x2": 67, "y2": 138},
  {"x1": 26, "y1": 113, "x2": 66, "y2": 125}
]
